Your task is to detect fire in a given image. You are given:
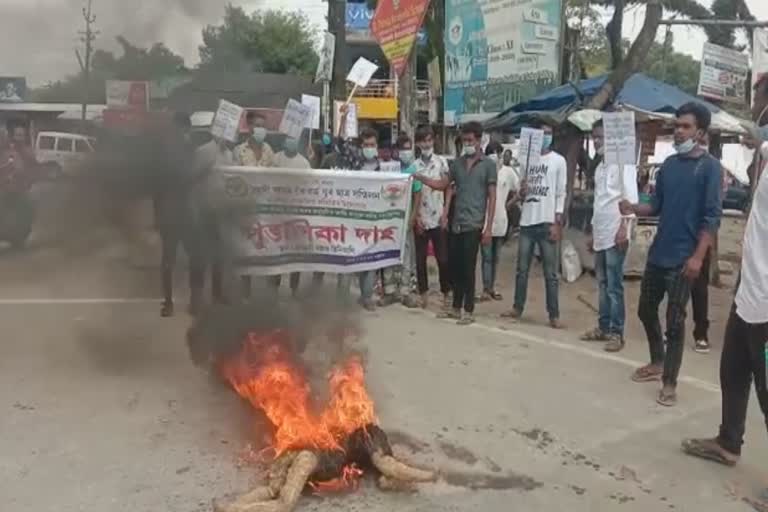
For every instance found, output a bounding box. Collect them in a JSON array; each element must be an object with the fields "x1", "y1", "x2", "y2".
[
  {"x1": 219, "y1": 328, "x2": 377, "y2": 460},
  {"x1": 308, "y1": 464, "x2": 364, "y2": 494}
]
